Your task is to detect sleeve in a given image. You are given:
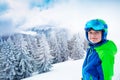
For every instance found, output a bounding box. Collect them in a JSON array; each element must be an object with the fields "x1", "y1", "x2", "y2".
[{"x1": 101, "y1": 54, "x2": 114, "y2": 80}]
